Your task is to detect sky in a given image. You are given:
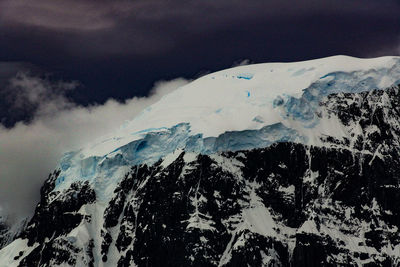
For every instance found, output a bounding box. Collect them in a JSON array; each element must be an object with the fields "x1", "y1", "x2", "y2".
[{"x1": 0, "y1": 0, "x2": 400, "y2": 220}]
